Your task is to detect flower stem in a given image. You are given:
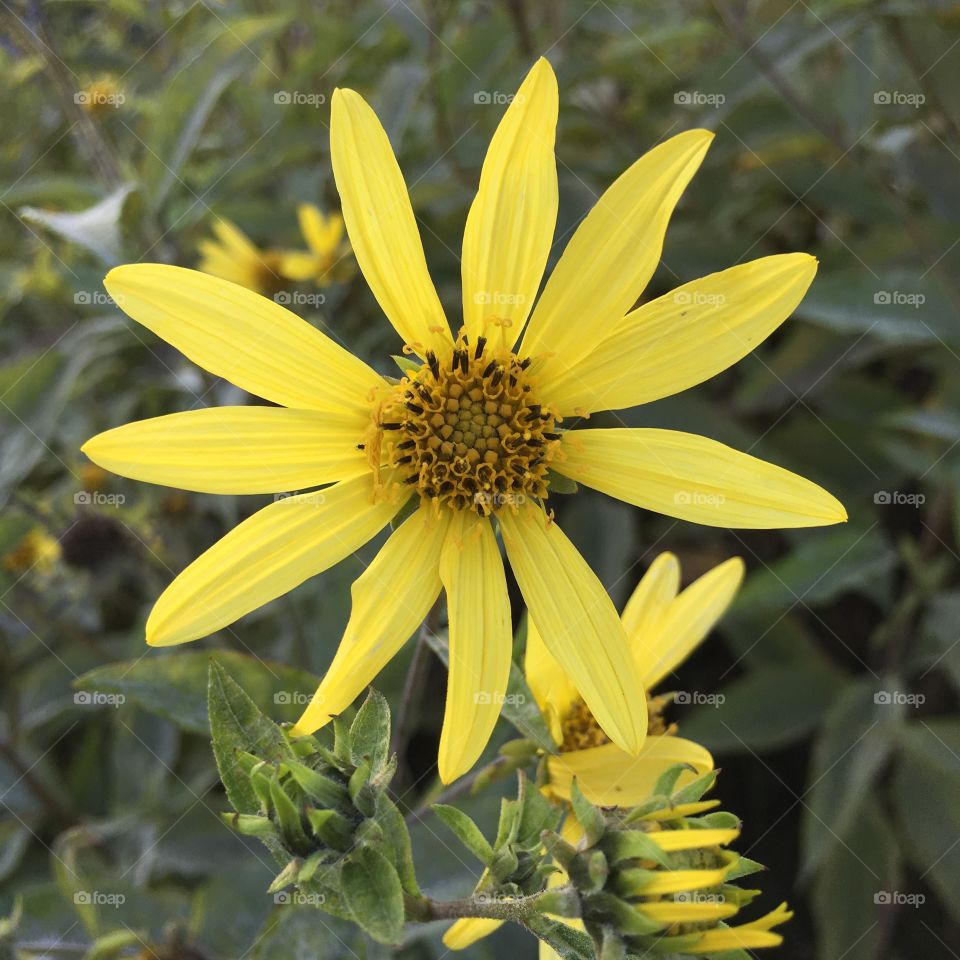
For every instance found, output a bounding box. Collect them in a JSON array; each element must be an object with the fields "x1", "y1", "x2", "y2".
[{"x1": 405, "y1": 886, "x2": 575, "y2": 923}]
